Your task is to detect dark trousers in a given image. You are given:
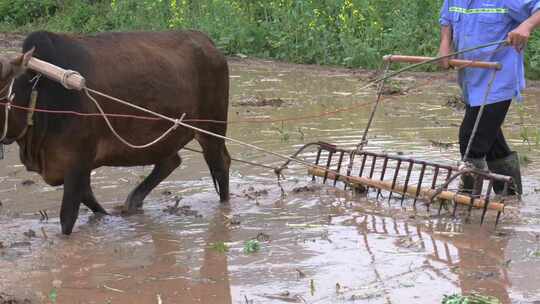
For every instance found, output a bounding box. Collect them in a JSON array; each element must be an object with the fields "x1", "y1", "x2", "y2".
[{"x1": 459, "y1": 100, "x2": 512, "y2": 161}]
